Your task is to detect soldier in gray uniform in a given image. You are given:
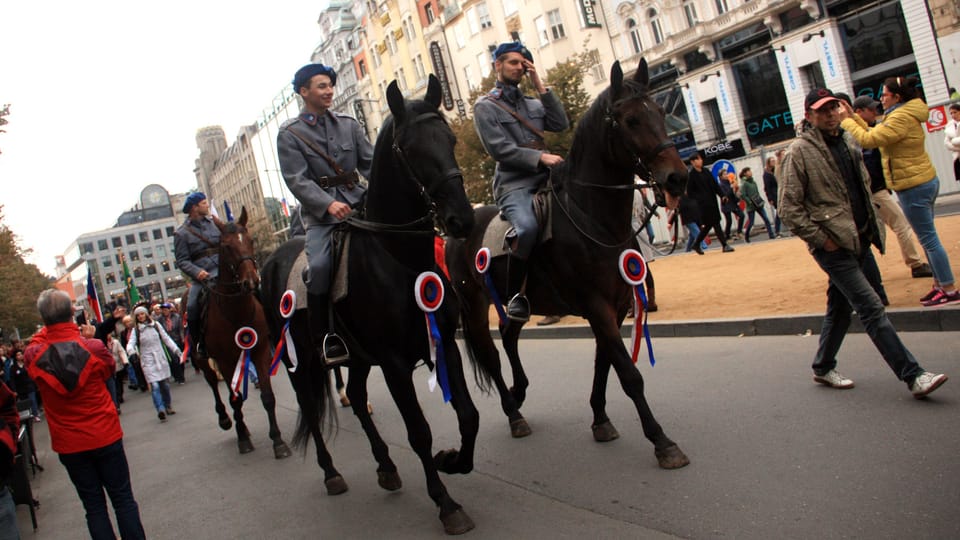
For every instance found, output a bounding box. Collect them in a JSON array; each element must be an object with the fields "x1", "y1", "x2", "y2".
[
  {"x1": 277, "y1": 63, "x2": 373, "y2": 365},
  {"x1": 474, "y1": 41, "x2": 569, "y2": 322},
  {"x1": 174, "y1": 192, "x2": 220, "y2": 354}
]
